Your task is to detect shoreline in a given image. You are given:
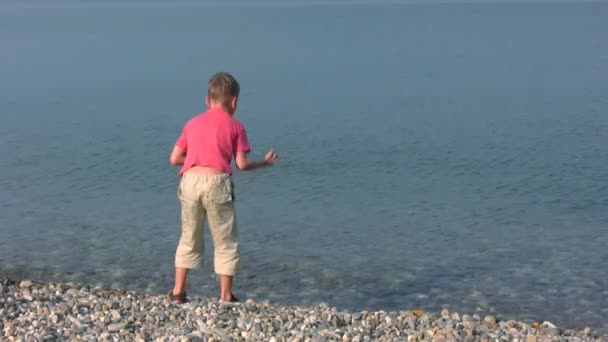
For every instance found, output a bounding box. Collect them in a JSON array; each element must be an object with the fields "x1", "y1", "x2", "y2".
[{"x1": 1, "y1": 277, "x2": 606, "y2": 341}]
